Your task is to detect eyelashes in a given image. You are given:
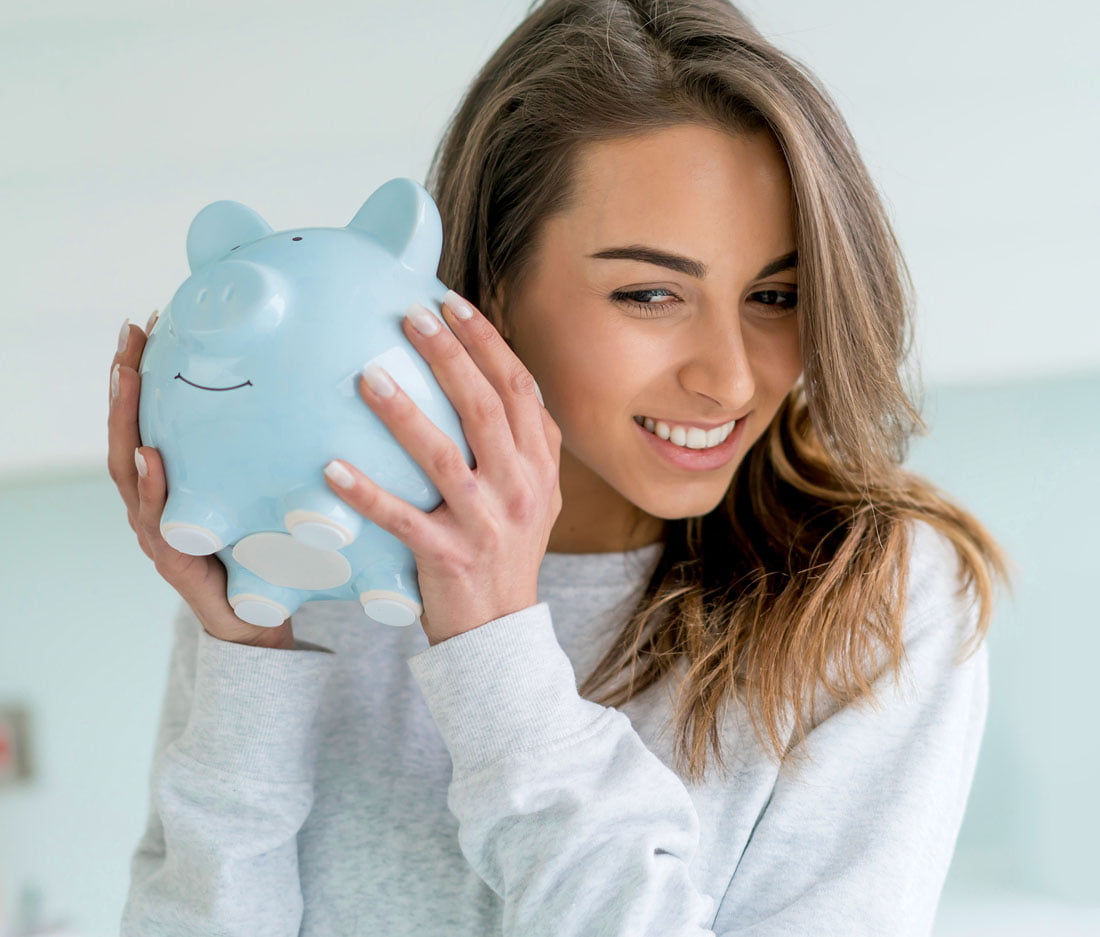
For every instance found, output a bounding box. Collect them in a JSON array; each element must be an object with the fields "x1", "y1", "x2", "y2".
[{"x1": 610, "y1": 288, "x2": 799, "y2": 318}]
